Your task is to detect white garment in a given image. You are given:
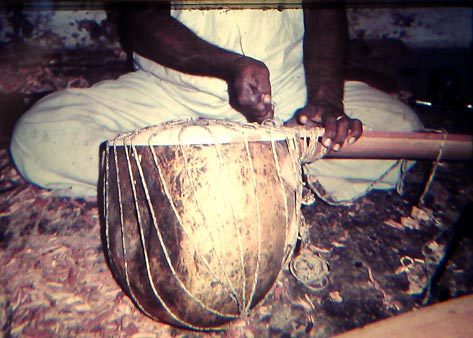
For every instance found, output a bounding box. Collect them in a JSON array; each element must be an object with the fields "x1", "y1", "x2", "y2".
[
  {"x1": 305, "y1": 81, "x2": 422, "y2": 203},
  {"x1": 134, "y1": 9, "x2": 307, "y2": 121},
  {"x1": 10, "y1": 9, "x2": 423, "y2": 201}
]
